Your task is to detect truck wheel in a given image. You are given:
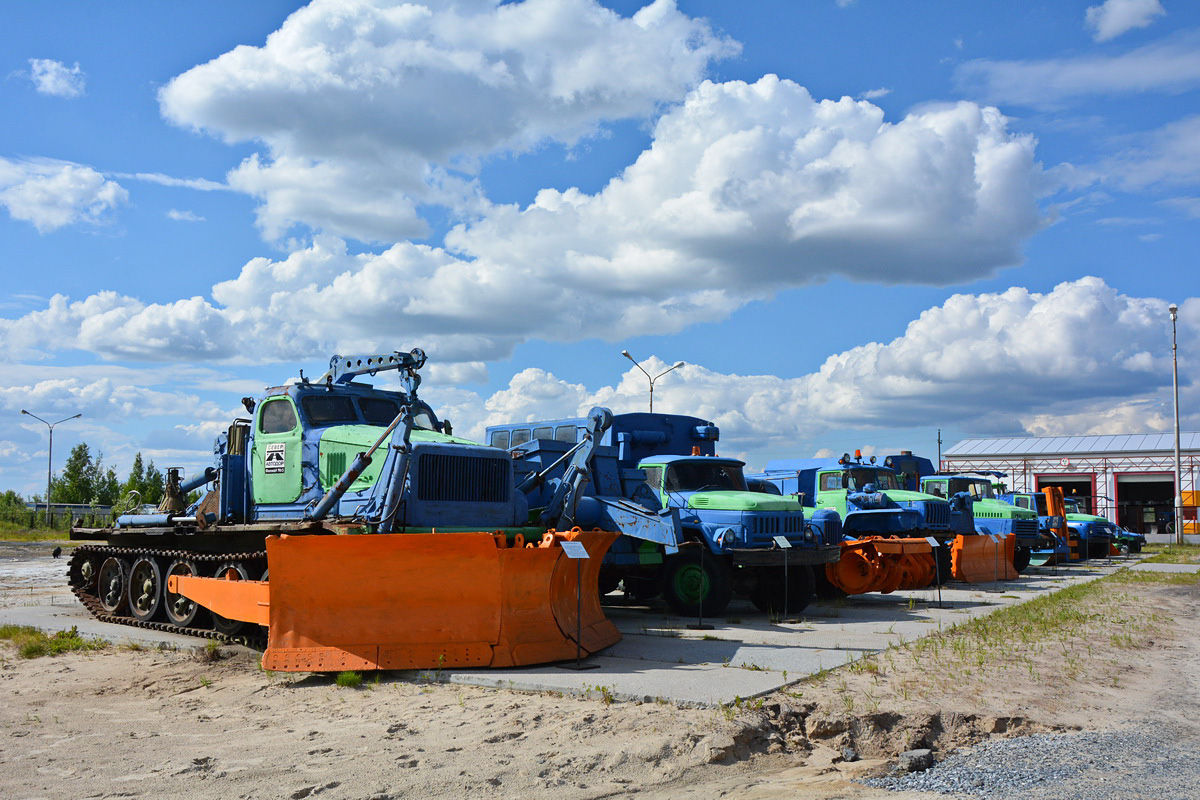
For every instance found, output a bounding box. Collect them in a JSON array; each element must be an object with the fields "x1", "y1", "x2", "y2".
[
  {"x1": 662, "y1": 549, "x2": 732, "y2": 618},
  {"x1": 750, "y1": 565, "x2": 815, "y2": 616},
  {"x1": 1013, "y1": 546, "x2": 1032, "y2": 573},
  {"x1": 813, "y1": 566, "x2": 847, "y2": 599}
]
